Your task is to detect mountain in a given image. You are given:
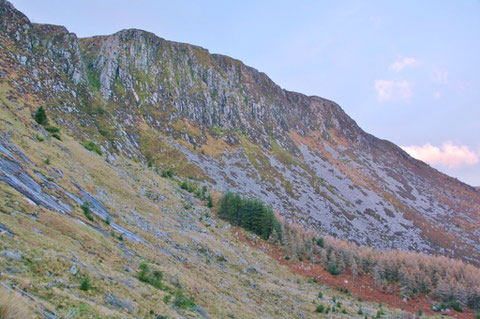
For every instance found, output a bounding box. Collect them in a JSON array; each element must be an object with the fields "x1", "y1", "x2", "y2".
[
  {"x1": 2, "y1": 1, "x2": 480, "y2": 317},
  {"x1": 1, "y1": 0, "x2": 479, "y2": 267}
]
